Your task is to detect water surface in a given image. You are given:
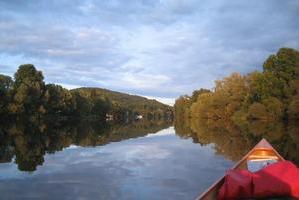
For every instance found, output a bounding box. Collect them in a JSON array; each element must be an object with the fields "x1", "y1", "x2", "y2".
[{"x1": 0, "y1": 125, "x2": 233, "y2": 200}]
